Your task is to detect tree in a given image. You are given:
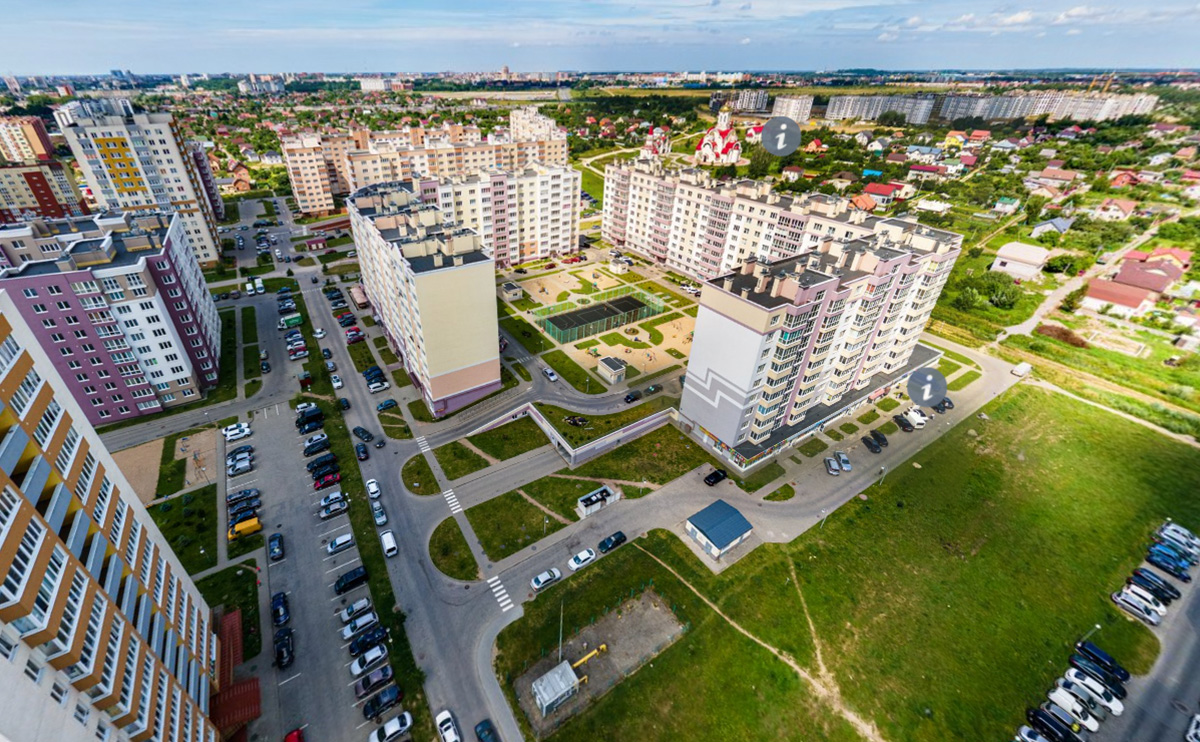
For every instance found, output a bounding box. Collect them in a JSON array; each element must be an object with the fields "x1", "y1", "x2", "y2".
[
  {"x1": 746, "y1": 145, "x2": 772, "y2": 179},
  {"x1": 1060, "y1": 285, "x2": 1086, "y2": 313},
  {"x1": 877, "y1": 111, "x2": 907, "y2": 127}
]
